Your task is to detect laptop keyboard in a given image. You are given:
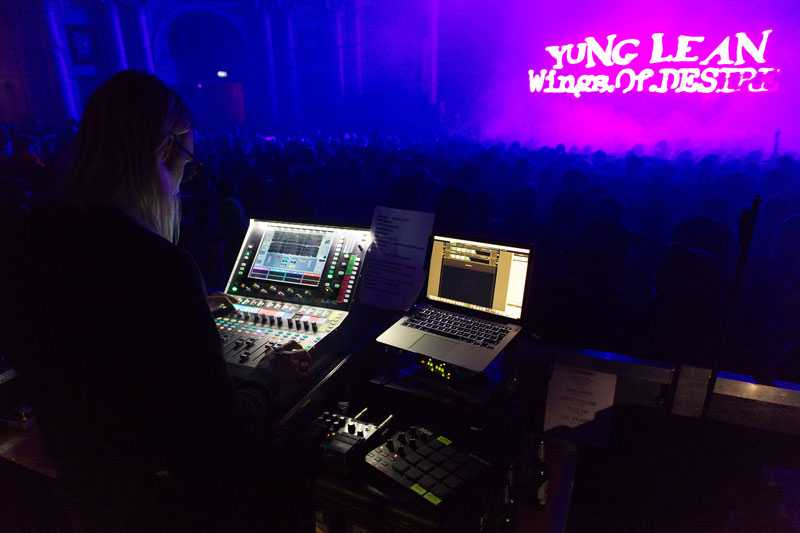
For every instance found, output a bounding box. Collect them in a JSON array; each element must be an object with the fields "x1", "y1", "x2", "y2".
[{"x1": 403, "y1": 306, "x2": 512, "y2": 349}]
